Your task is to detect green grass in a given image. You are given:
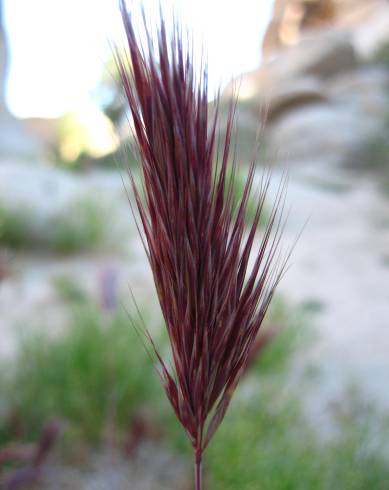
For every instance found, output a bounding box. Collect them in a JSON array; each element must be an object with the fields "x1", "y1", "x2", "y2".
[
  {"x1": 204, "y1": 298, "x2": 389, "y2": 489},
  {"x1": 155, "y1": 298, "x2": 389, "y2": 489},
  {"x1": 206, "y1": 388, "x2": 389, "y2": 490},
  {"x1": 2, "y1": 294, "x2": 388, "y2": 488},
  {"x1": 49, "y1": 196, "x2": 109, "y2": 254},
  {"x1": 51, "y1": 275, "x2": 89, "y2": 304},
  {"x1": 5, "y1": 302, "x2": 159, "y2": 443},
  {"x1": 0, "y1": 195, "x2": 114, "y2": 254},
  {"x1": 0, "y1": 204, "x2": 33, "y2": 249}
]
